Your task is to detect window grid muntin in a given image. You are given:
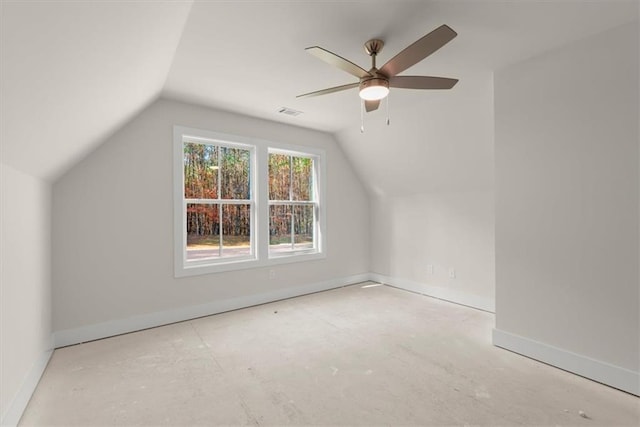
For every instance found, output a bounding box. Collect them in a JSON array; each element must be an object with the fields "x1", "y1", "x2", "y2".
[
  {"x1": 268, "y1": 151, "x2": 318, "y2": 255},
  {"x1": 183, "y1": 139, "x2": 254, "y2": 265}
]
